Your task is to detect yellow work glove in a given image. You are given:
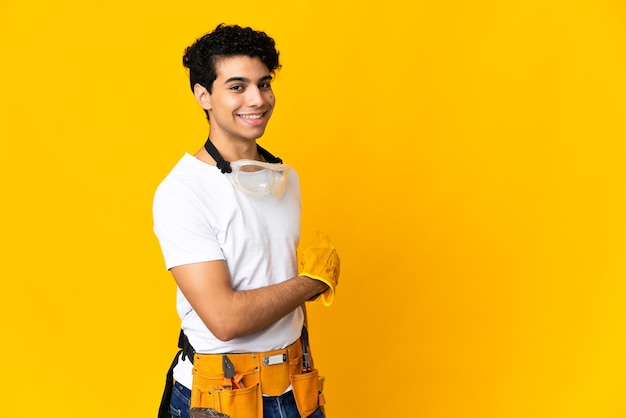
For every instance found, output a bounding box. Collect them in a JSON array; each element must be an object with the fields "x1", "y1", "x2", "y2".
[{"x1": 299, "y1": 232, "x2": 340, "y2": 306}]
